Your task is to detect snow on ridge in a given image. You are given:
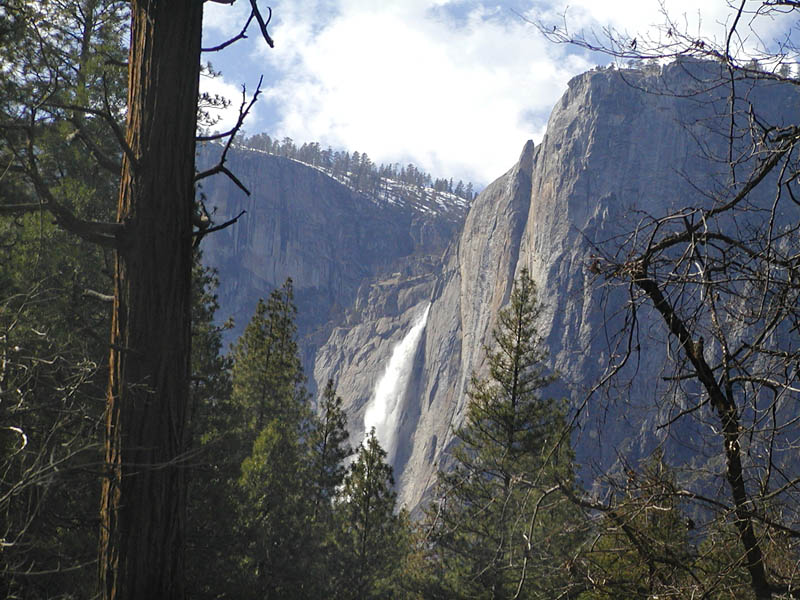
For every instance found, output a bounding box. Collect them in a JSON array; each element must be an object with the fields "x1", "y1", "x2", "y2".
[{"x1": 227, "y1": 143, "x2": 472, "y2": 218}]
